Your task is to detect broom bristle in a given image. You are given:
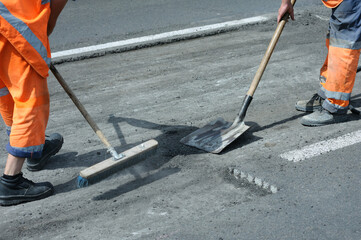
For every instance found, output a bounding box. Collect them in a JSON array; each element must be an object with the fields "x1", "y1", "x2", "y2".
[{"x1": 77, "y1": 176, "x2": 89, "y2": 188}]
